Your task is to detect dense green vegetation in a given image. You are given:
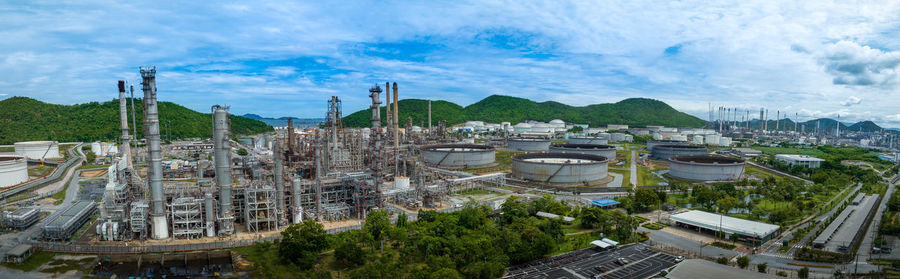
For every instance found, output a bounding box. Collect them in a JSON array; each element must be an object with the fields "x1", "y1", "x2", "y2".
[
  {"x1": 235, "y1": 195, "x2": 643, "y2": 278},
  {"x1": 342, "y1": 95, "x2": 706, "y2": 128},
  {"x1": 0, "y1": 97, "x2": 272, "y2": 144}
]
